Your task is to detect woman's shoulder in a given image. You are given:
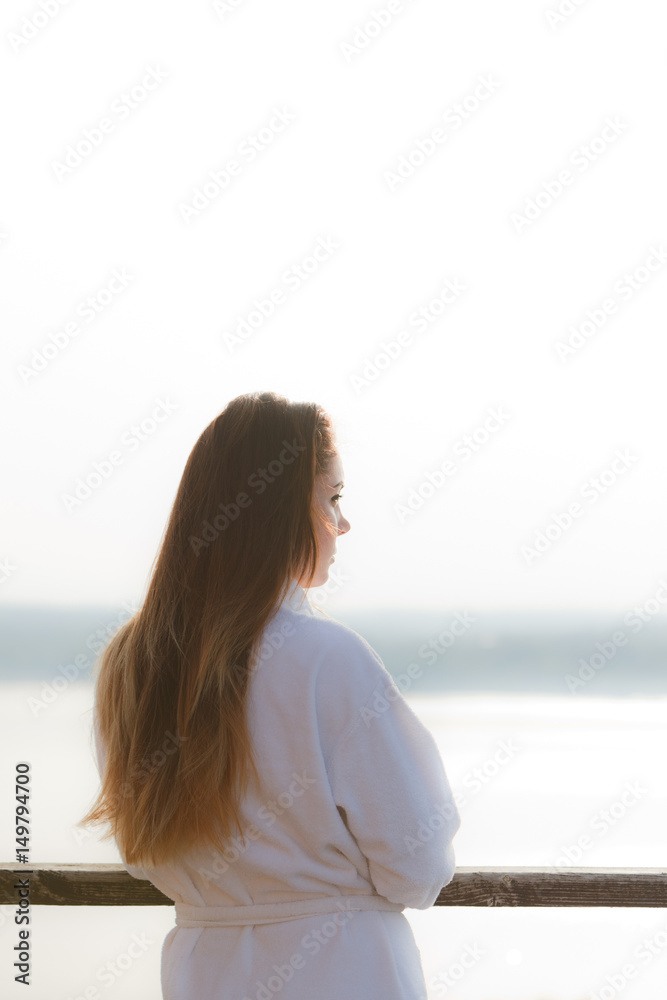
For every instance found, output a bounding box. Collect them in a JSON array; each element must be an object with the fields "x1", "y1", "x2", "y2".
[{"x1": 271, "y1": 608, "x2": 392, "y2": 706}]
